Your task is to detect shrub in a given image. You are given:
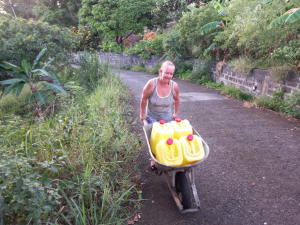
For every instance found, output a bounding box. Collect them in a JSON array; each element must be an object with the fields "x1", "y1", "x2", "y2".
[
  {"x1": 71, "y1": 26, "x2": 101, "y2": 51},
  {"x1": 0, "y1": 15, "x2": 78, "y2": 66},
  {"x1": 174, "y1": 61, "x2": 193, "y2": 78},
  {"x1": 76, "y1": 52, "x2": 110, "y2": 90},
  {"x1": 186, "y1": 62, "x2": 210, "y2": 83},
  {"x1": 0, "y1": 48, "x2": 69, "y2": 118},
  {"x1": 229, "y1": 56, "x2": 253, "y2": 77},
  {"x1": 162, "y1": 29, "x2": 189, "y2": 63},
  {"x1": 255, "y1": 88, "x2": 284, "y2": 111},
  {"x1": 270, "y1": 64, "x2": 293, "y2": 82},
  {"x1": 124, "y1": 33, "x2": 165, "y2": 59},
  {"x1": 281, "y1": 90, "x2": 300, "y2": 118}
]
